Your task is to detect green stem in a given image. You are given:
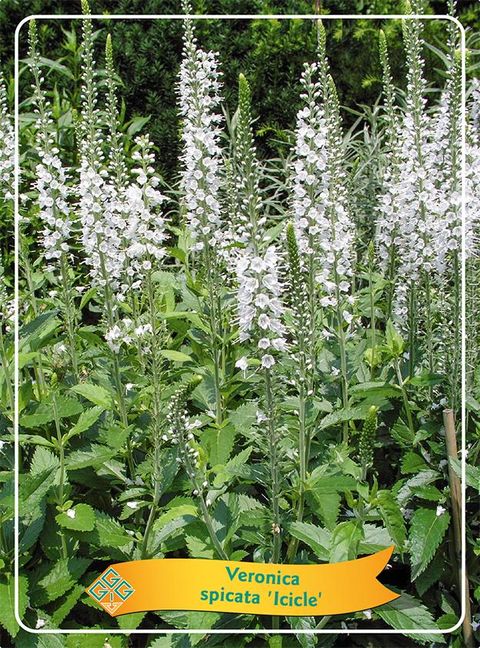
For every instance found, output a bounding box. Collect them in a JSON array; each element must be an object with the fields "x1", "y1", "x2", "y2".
[
  {"x1": 369, "y1": 259, "x2": 376, "y2": 381},
  {"x1": 205, "y1": 249, "x2": 223, "y2": 425},
  {"x1": 60, "y1": 253, "x2": 78, "y2": 381},
  {"x1": 52, "y1": 394, "x2": 68, "y2": 559},
  {"x1": 408, "y1": 281, "x2": 416, "y2": 380},
  {"x1": 394, "y1": 358, "x2": 415, "y2": 435},
  {"x1": 264, "y1": 368, "x2": 281, "y2": 565},
  {"x1": 0, "y1": 327, "x2": 14, "y2": 414},
  {"x1": 197, "y1": 494, "x2": 228, "y2": 560},
  {"x1": 141, "y1": 271, "x2": 165, "y2": 558},
  {"x1": 98, "y1": 248, "x2": 134, "y2": 477}
]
